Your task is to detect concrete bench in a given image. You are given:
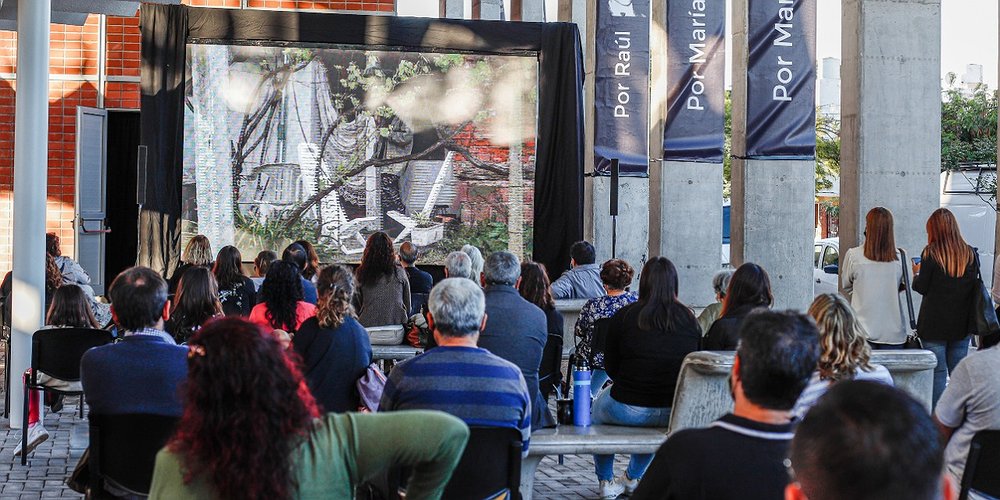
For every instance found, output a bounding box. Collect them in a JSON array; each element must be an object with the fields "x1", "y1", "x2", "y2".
[
  {"x1": 554, "y1": 299, "x2": 588, "y2": 355},
  {"x1": 667, "y1": 349, "x2": 939, "y2": 435},
  {"x1": 520, "y1": 425, "x2": 667, "y2": 500},
  {"x1": 371, "y1": 345, "x2": 422, "y2": 361}
]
